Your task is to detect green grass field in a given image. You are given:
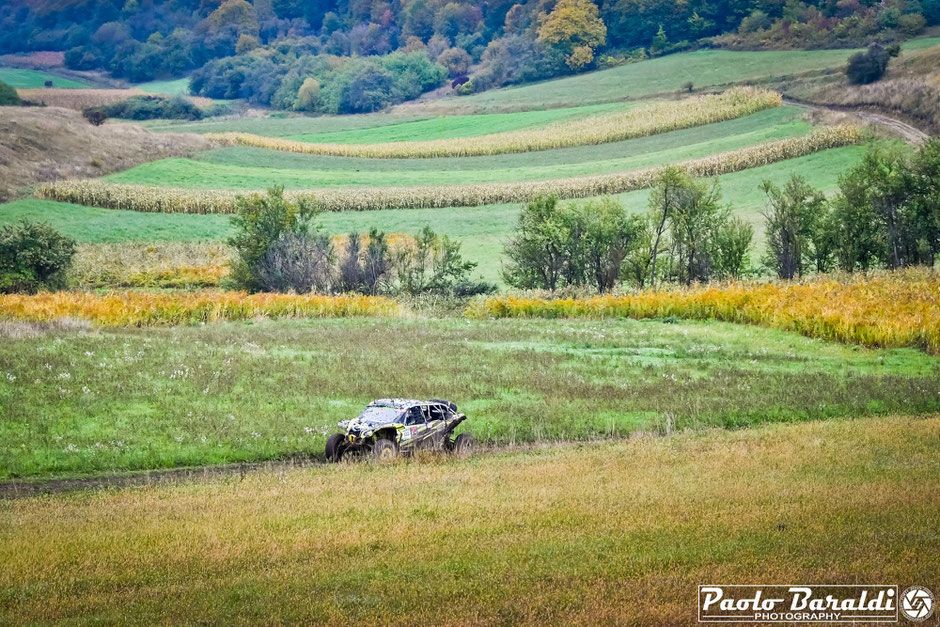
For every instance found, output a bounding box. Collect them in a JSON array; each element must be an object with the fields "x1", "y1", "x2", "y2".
[
  {"x1": 1, "y1": 414, "x2": 937, "y2": 622},
  {"x1": 0, "y1": 68, "x2": 92, "y2": 89},
  {"x1": 134, "y1": 77, "x2": 191, "y2": 95},
  {"x1": 286, "y1": 101, "x2": 634, "y2": 143},
  {"x1": 109, "y1": 108, "x2": 812, "y2": 189},
  {"x1": 0, "y1": 316, "x2": 938, "y2": 479}
]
